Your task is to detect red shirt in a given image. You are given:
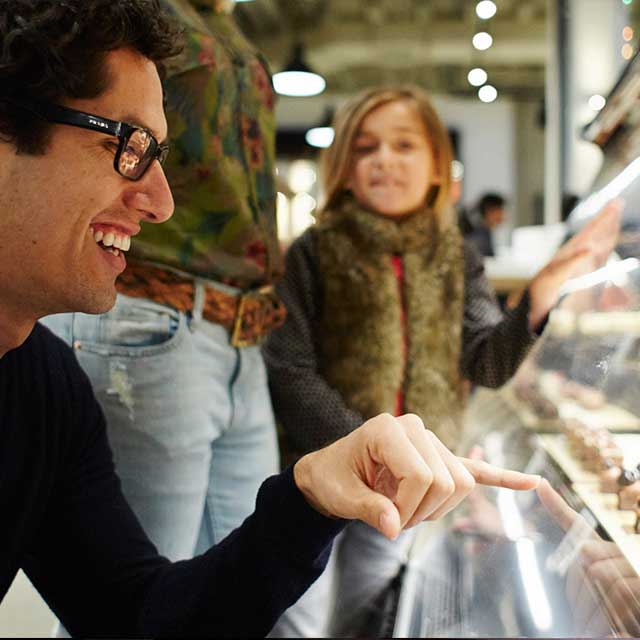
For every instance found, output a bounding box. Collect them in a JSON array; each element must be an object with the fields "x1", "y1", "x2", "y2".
[{"x1": 391, "y1": 254, "x2": 407, "y2": 416}]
